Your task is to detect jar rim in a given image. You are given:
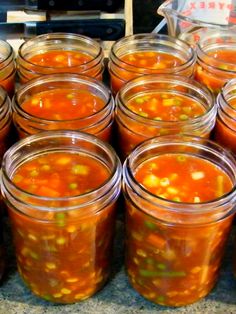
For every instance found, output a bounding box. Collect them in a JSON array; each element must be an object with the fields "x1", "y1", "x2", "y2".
[
  {"x1": 1, "y1": 130, "x2": 122, "y2": 214},
  {"x1": 116, "y1": 74, "x2": 216, "y2": 127},
  {"x1": 13, "y1": 73, "x2": 113, "y2": 124},
  {"x1": 123, "y1": 134, "x2": 236, "y2": 218},
  {"x1": 18, "y1": 32, "x2": 103, "y2": 70},
  {"x1": 110, "y1": 33, "x2": 196, "y2": 73},
  {"x1": 196, "y1": 30, "x2": 236, "y2": 72},
  {"x1": 0, "y1": 39, "x2": 14, "y2": 66}
]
